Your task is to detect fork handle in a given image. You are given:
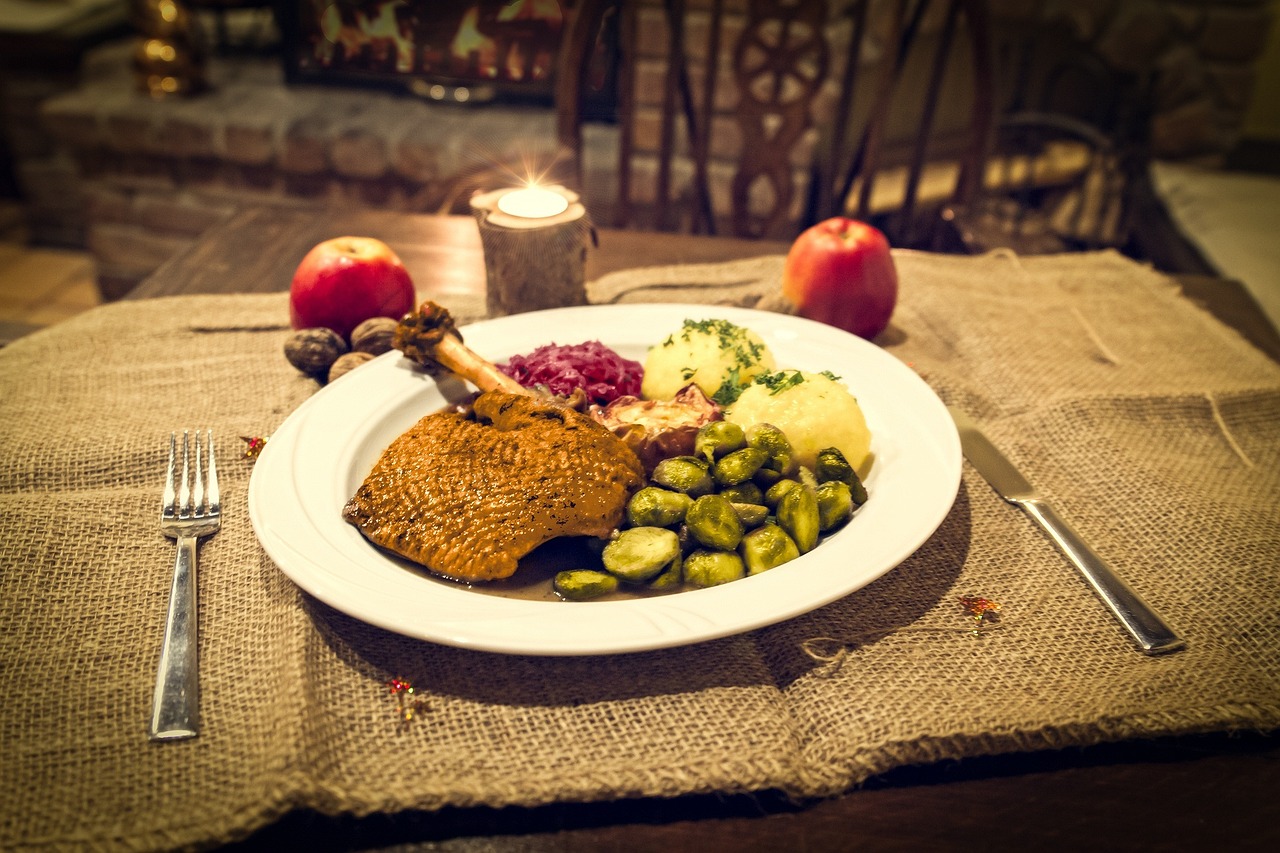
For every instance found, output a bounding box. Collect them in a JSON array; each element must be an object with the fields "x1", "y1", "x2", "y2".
[{"x1": 149, "y1": 535, "x2": 199, "y2": 740}]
